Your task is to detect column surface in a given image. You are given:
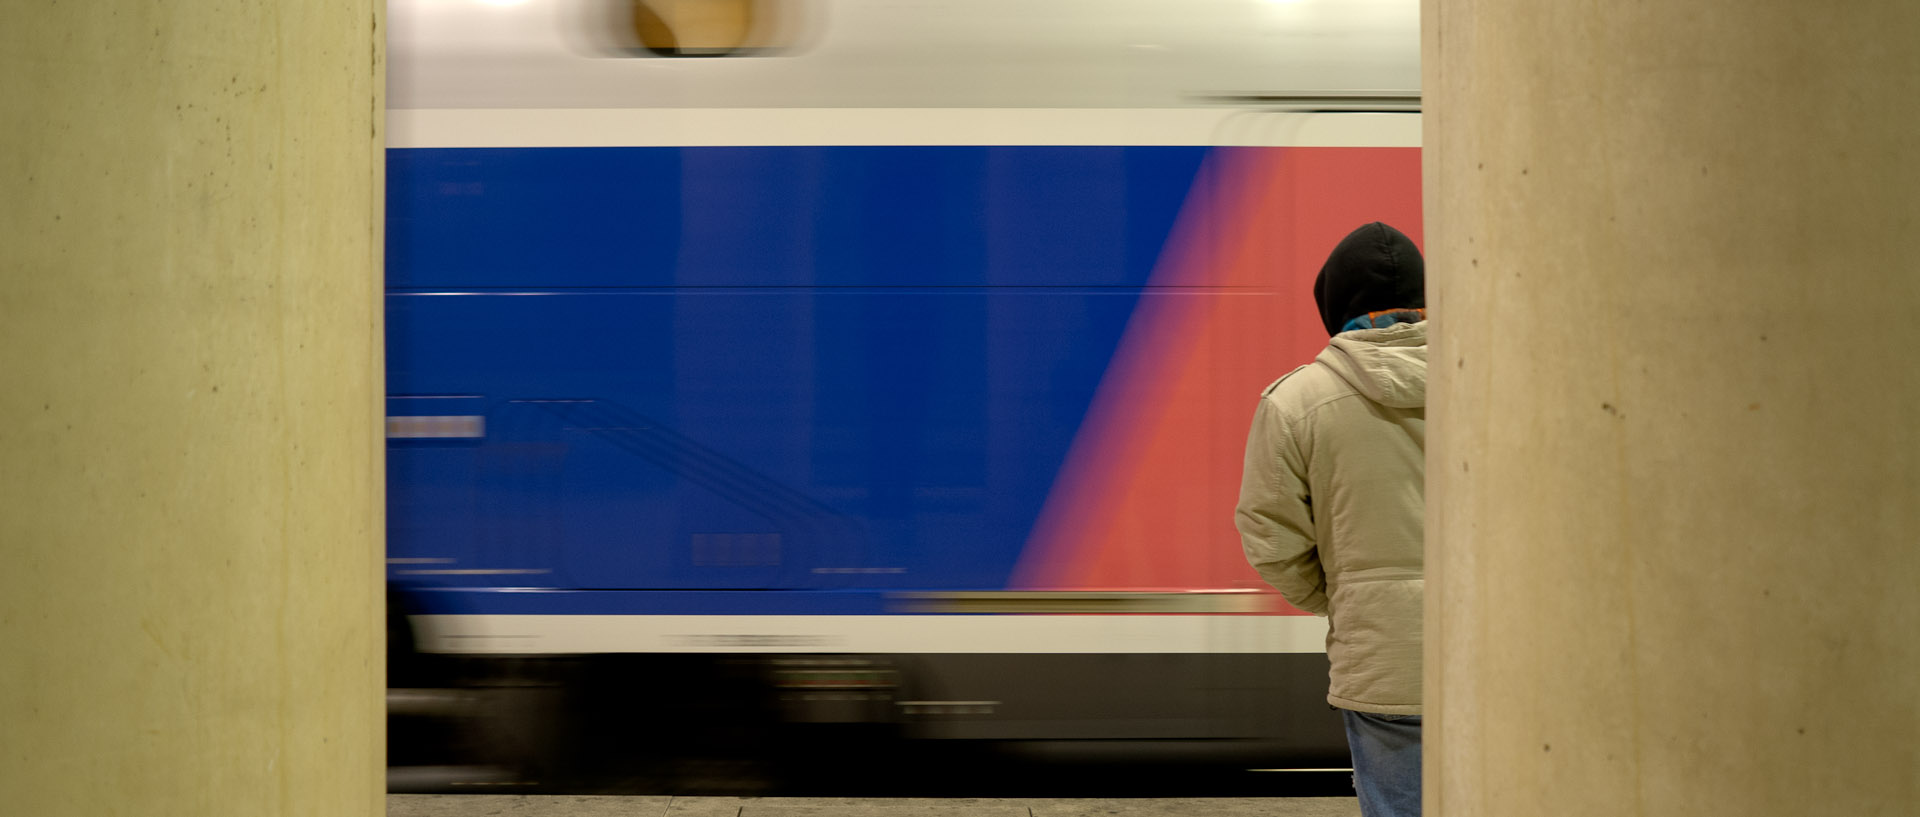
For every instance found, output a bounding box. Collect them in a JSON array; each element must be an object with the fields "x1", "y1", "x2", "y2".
[
  {"x1": 1, "y1": 3, "x2": 384, "y2": 815},
  {"x1": 1423, "y1": 2, "x2": 1919, "y2": 815}
]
